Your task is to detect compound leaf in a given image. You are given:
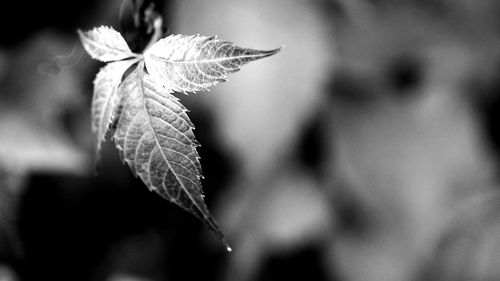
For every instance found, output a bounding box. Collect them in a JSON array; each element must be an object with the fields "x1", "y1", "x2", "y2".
[
  {"x1": 144, "y1": 34, "x2": 280, "y2": 93},
  {"x1": 79, "y1": 24, "x2": 280, "y2": 250}
]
